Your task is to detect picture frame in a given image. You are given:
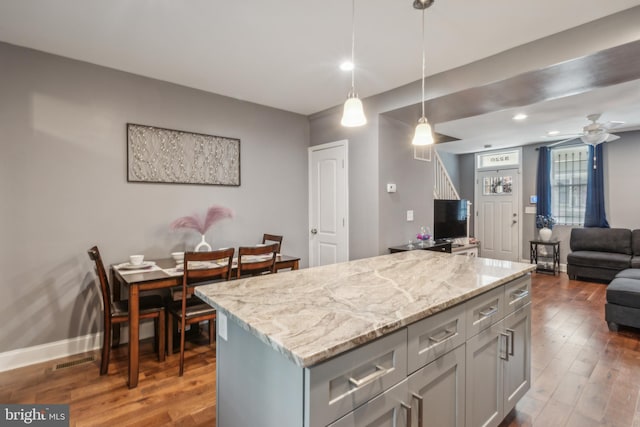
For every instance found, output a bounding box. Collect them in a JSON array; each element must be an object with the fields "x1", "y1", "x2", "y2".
[{"x1": 126, "y1": 123, "x2": 241, "y2": 186}]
